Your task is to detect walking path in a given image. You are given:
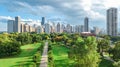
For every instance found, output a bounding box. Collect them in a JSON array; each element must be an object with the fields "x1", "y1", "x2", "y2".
[{"x1": 40, "y1": 42, "x2": 48, "y2": 67}]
